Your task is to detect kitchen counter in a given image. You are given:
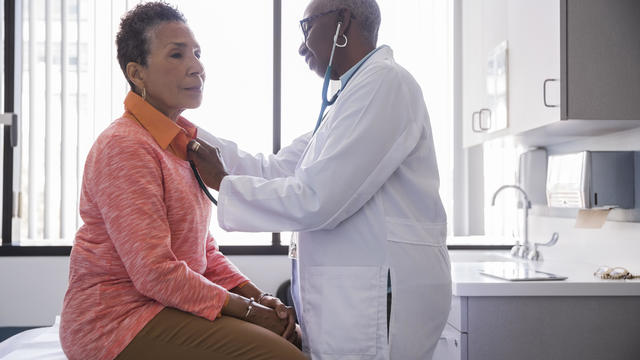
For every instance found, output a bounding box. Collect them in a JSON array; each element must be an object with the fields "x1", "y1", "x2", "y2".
[{"x1": 449, "y1": 251, "x2": 640, "y2": 297}]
